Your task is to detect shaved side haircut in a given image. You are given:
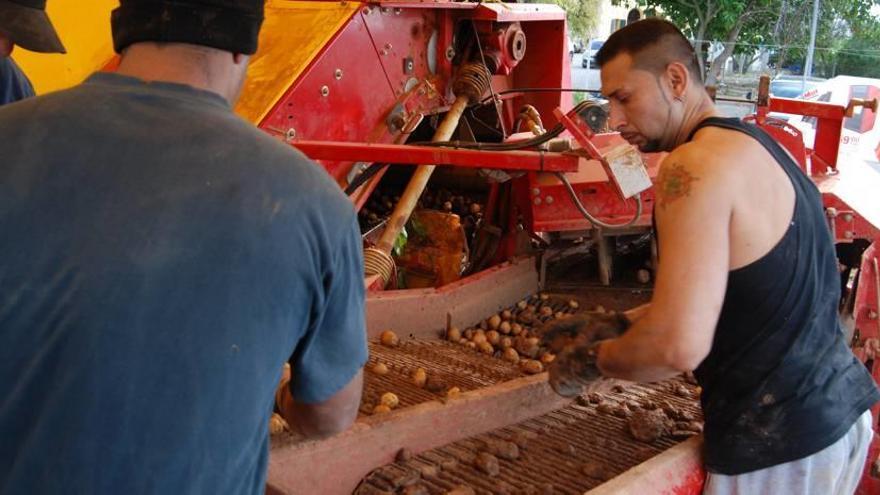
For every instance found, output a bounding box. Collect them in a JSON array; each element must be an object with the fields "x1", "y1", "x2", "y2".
[{"x1": 596, "y1": 18, "x2": 703, "y2": 83}]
